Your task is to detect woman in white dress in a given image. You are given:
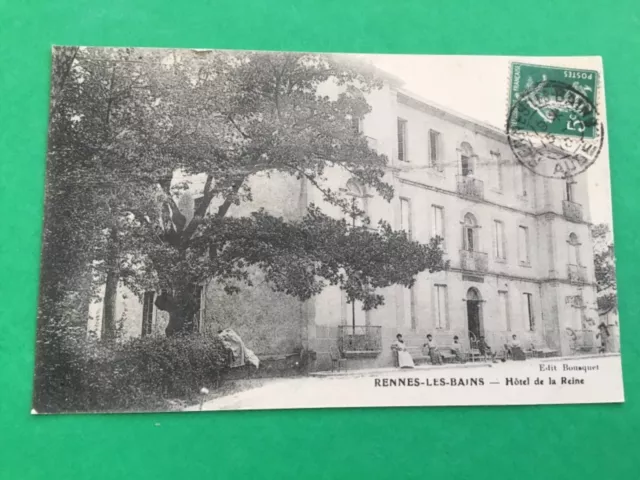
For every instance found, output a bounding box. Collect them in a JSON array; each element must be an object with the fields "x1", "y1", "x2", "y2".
[{"x1": 392, "y1": 334, "x2": 415, "y2": 369}]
